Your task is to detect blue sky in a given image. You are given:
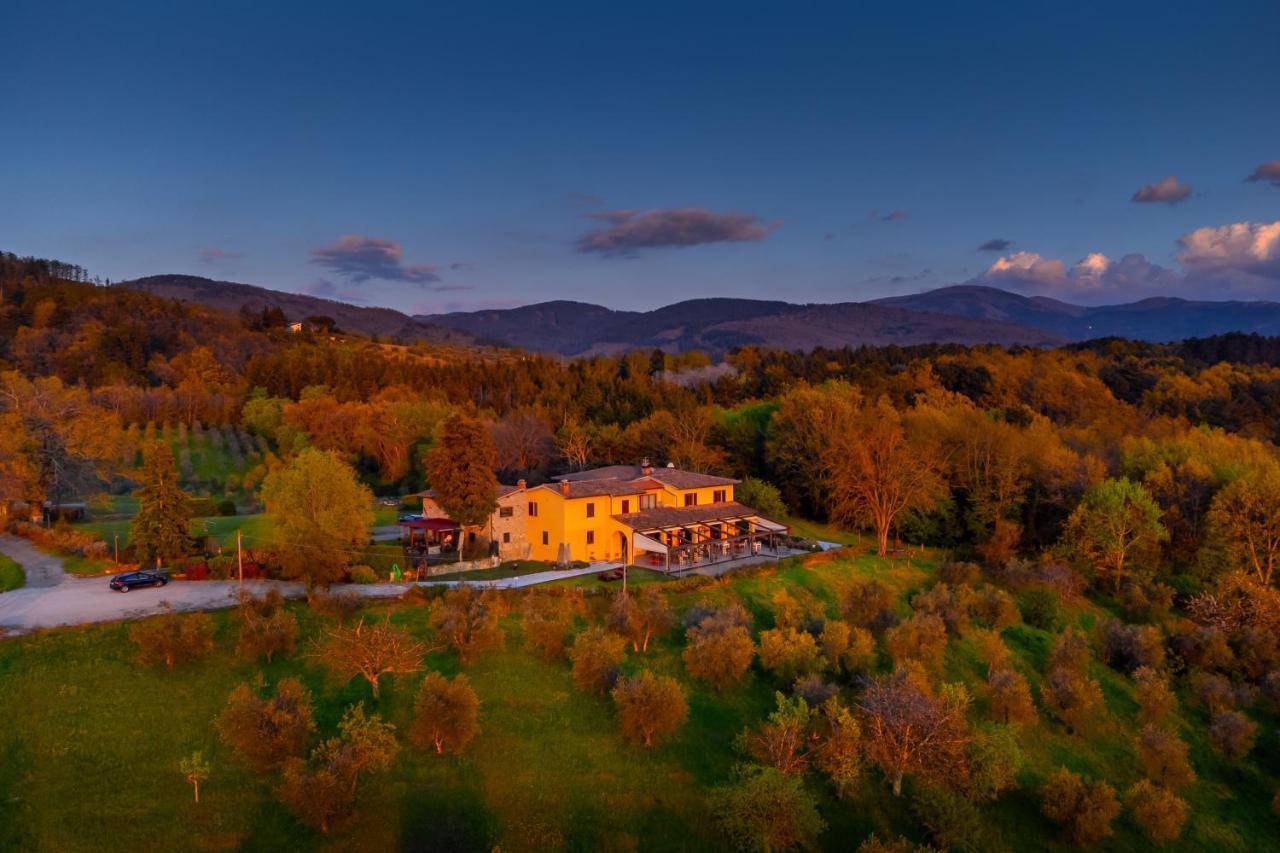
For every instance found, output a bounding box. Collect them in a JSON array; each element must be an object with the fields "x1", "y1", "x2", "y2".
[{"x1": 3, "y1": 1, "x2": 1278, "y2": 313}]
